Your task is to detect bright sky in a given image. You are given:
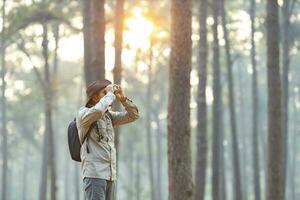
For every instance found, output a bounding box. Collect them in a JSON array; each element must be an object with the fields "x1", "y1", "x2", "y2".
[{"x1": 58, "y1": 7, "x2": 154, "y2": 69}]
